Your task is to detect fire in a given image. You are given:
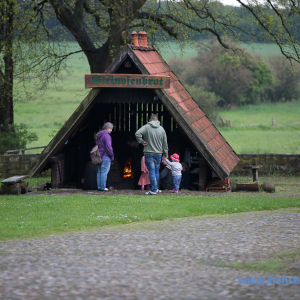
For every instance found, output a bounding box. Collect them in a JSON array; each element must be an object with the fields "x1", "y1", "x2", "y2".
[{"x1": 123, "y1": 158, "x2": 133, "y2": 178}]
